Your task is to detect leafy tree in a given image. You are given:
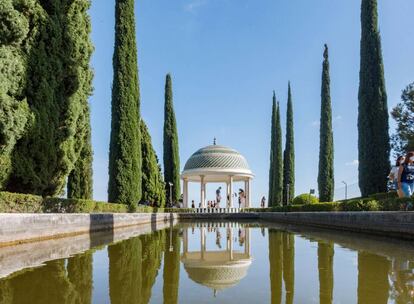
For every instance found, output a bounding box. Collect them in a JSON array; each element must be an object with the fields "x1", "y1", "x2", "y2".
[
  {"x1": 3, "y1": 1, "x2": 94, "y2": 197},
  {"x1": 67, "y1": 0, "x2": 94, "y2": 200},
  {"x1": 391, "y1": 83, "x2": 414, "y2": 155},
  {"x1": 358, "y1": 0, "x2": 390, "y2": 196},
  {"x1": 318, "y1": 45, "x2": 334, "y2": 202},
  {"x1": 108, "y1": 0, "x2": 142, "y2": 205},
  {"x1": 141, "y1": 120, "x2": 166, "y2": 207},
  {"x1": 163, "y1": 74, "x2": 181, "y2": 204},
  {"x1": 283, "y1": 83, "x2": 295, "y2": 204},
  {"x1": 269, "y1": 93, "x2": 283, "y2": 206}
]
